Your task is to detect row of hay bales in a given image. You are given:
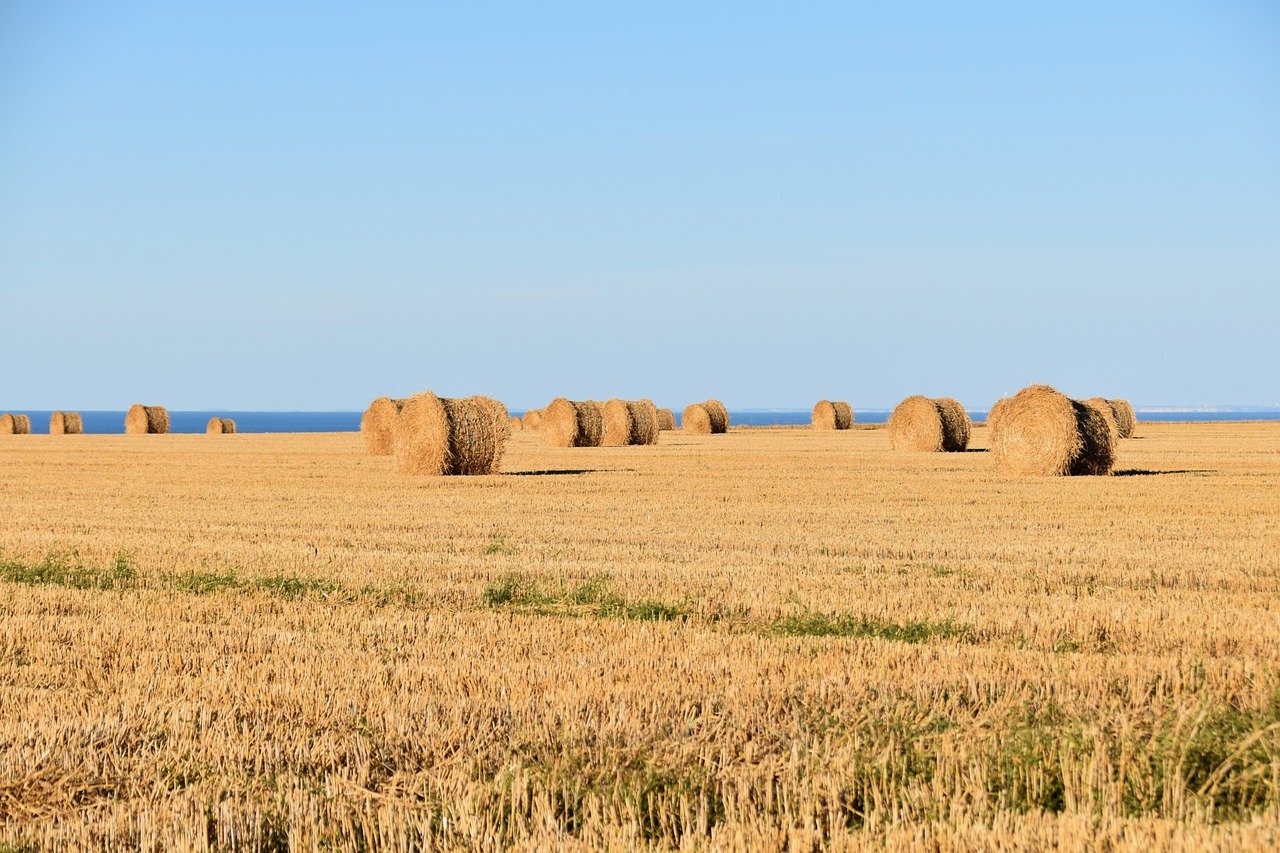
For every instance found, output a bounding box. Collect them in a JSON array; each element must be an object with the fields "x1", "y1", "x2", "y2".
[
  {"x1": 508, "y1": 400, "x2": 680, "y2": 440},
  {"x1": 887, "y1": 387, "x2": 1137, "y2": 476},
  {"x1": 361, "y1": 393, "x2": 511, "y2": 476},
  {"x1": 812, "y1": 400, "x2": 854, "y2": 430},
  {"x1": 2, "y1": 412, "x2": 86, "y2": 434}
]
